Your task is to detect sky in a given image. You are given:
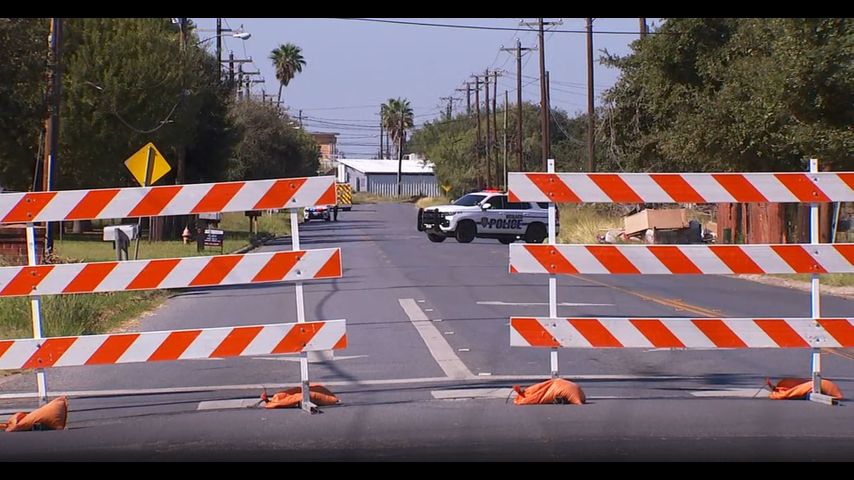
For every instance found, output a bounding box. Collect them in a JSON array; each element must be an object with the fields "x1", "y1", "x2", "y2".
[{"x1": 192, "y1": 18, "x2": 660, "y2": 158}]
